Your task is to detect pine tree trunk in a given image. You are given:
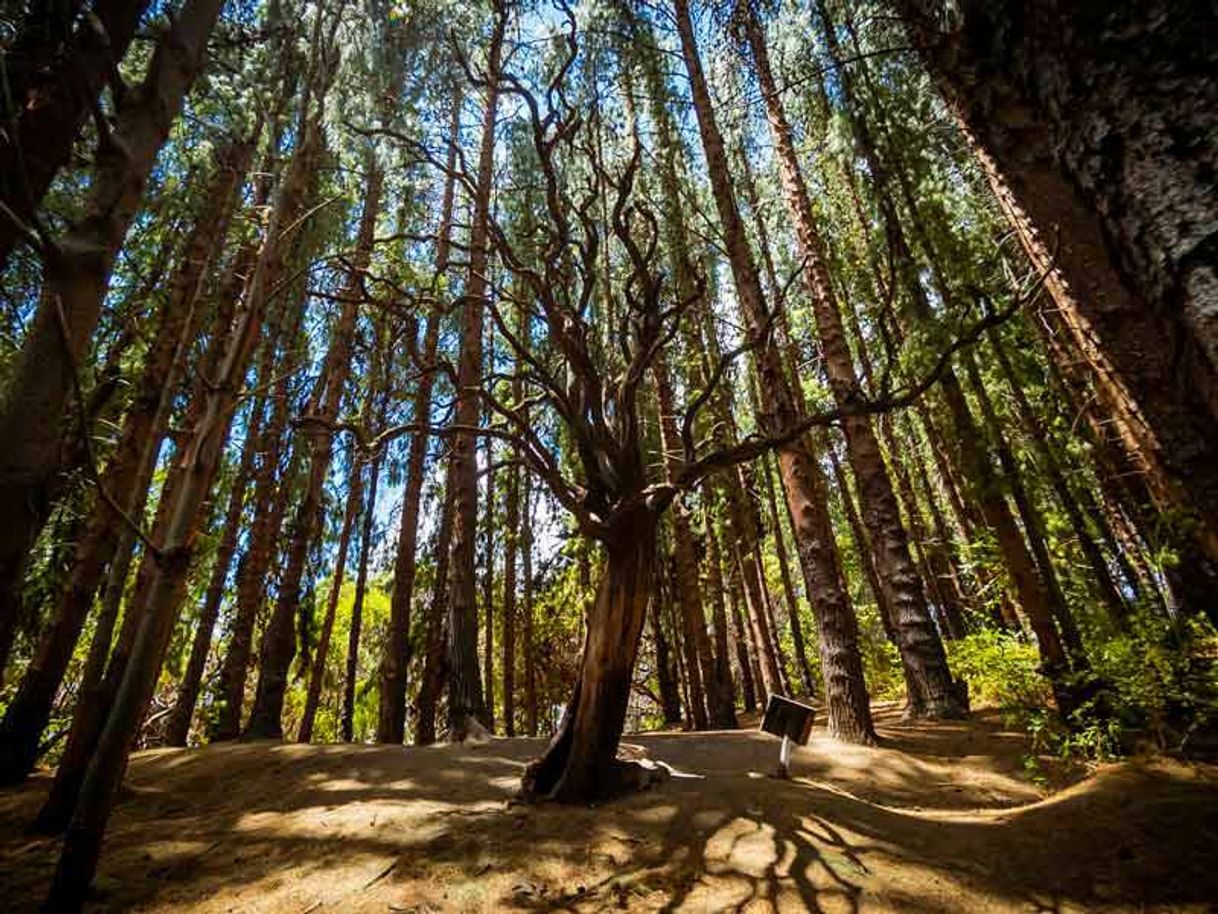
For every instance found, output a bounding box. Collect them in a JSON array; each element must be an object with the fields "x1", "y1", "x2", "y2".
[
  {"x1": 650, "y1": 571, "x2": 683, "y2": 726},
  {"x1": 163, "y1": 400, "x2": 261, "y2": 748},
  {"x1": 481, "y1": 433, "x2": 496, "y2": 732},
  {"x1": 41, "y1": 38, "x2": 273, "y2": 906},
  {"x1": 724, "y1": 533, "x2": 758, "y2": 714},
  {"x1": 898, "y1": 0, "x2": 1218, "y2": 560},
  {"x1": 444, "y1": 16, "x2": 505, "y2": 742},
  {"x1": 0, "y1": 0, "x2": 223, "y2": 687},
  {"x1": 745, "y1": 4, "x2": 962, "y2": 719},
  {"x1": 522, "y1": 472, "x2": 538, "y2": 737},
  {"x1": 0, "y1": 132, "x2": 252, "y2": 773},
  {"x1": 962, "y1": 351, "x2": 1086, "y2": 666},
  {"x1": 212, "y1": 118, "x2": 322, "y2": 741},
  {"x1": 759, "y1": 450, "x2": 816, "y2": 697},
  {"x1": 988, "y1": 330, "x2": 1130, "y2": 625},
  {"x1": 243, "y1": 165, "x2": 381, "y2": 740},
  {"x1": 342, "y1": 448, "x2": 383, "y2": 743},
  {"x1": 378, "y1": 115, "x2": 458, "y2": 742},
  {"x1": 298, "y1": 455, "x2": 362, "y2": 743},
  {"x1": 674, "y1": 0, "x2": 873, "y2": 742},
  {"x1": 415, "y1": 475, "x2": 456, "y2": 746}
]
